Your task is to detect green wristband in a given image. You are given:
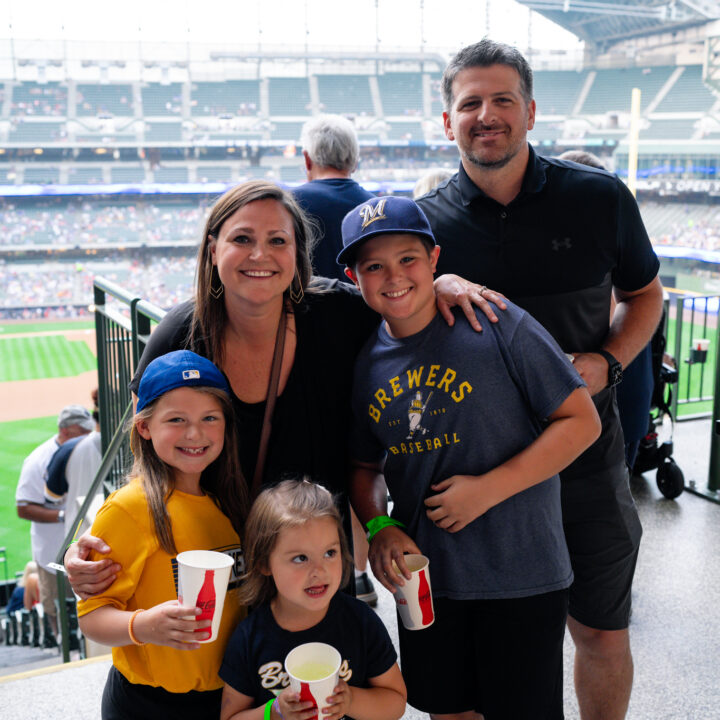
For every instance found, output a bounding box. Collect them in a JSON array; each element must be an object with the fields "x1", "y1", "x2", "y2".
[
  {"x1": 264, "y1": 698, "x2": 275, "y2": 720},
  {"x1": 366, "y1": 515, "x2": 406, "y2": 542}
]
